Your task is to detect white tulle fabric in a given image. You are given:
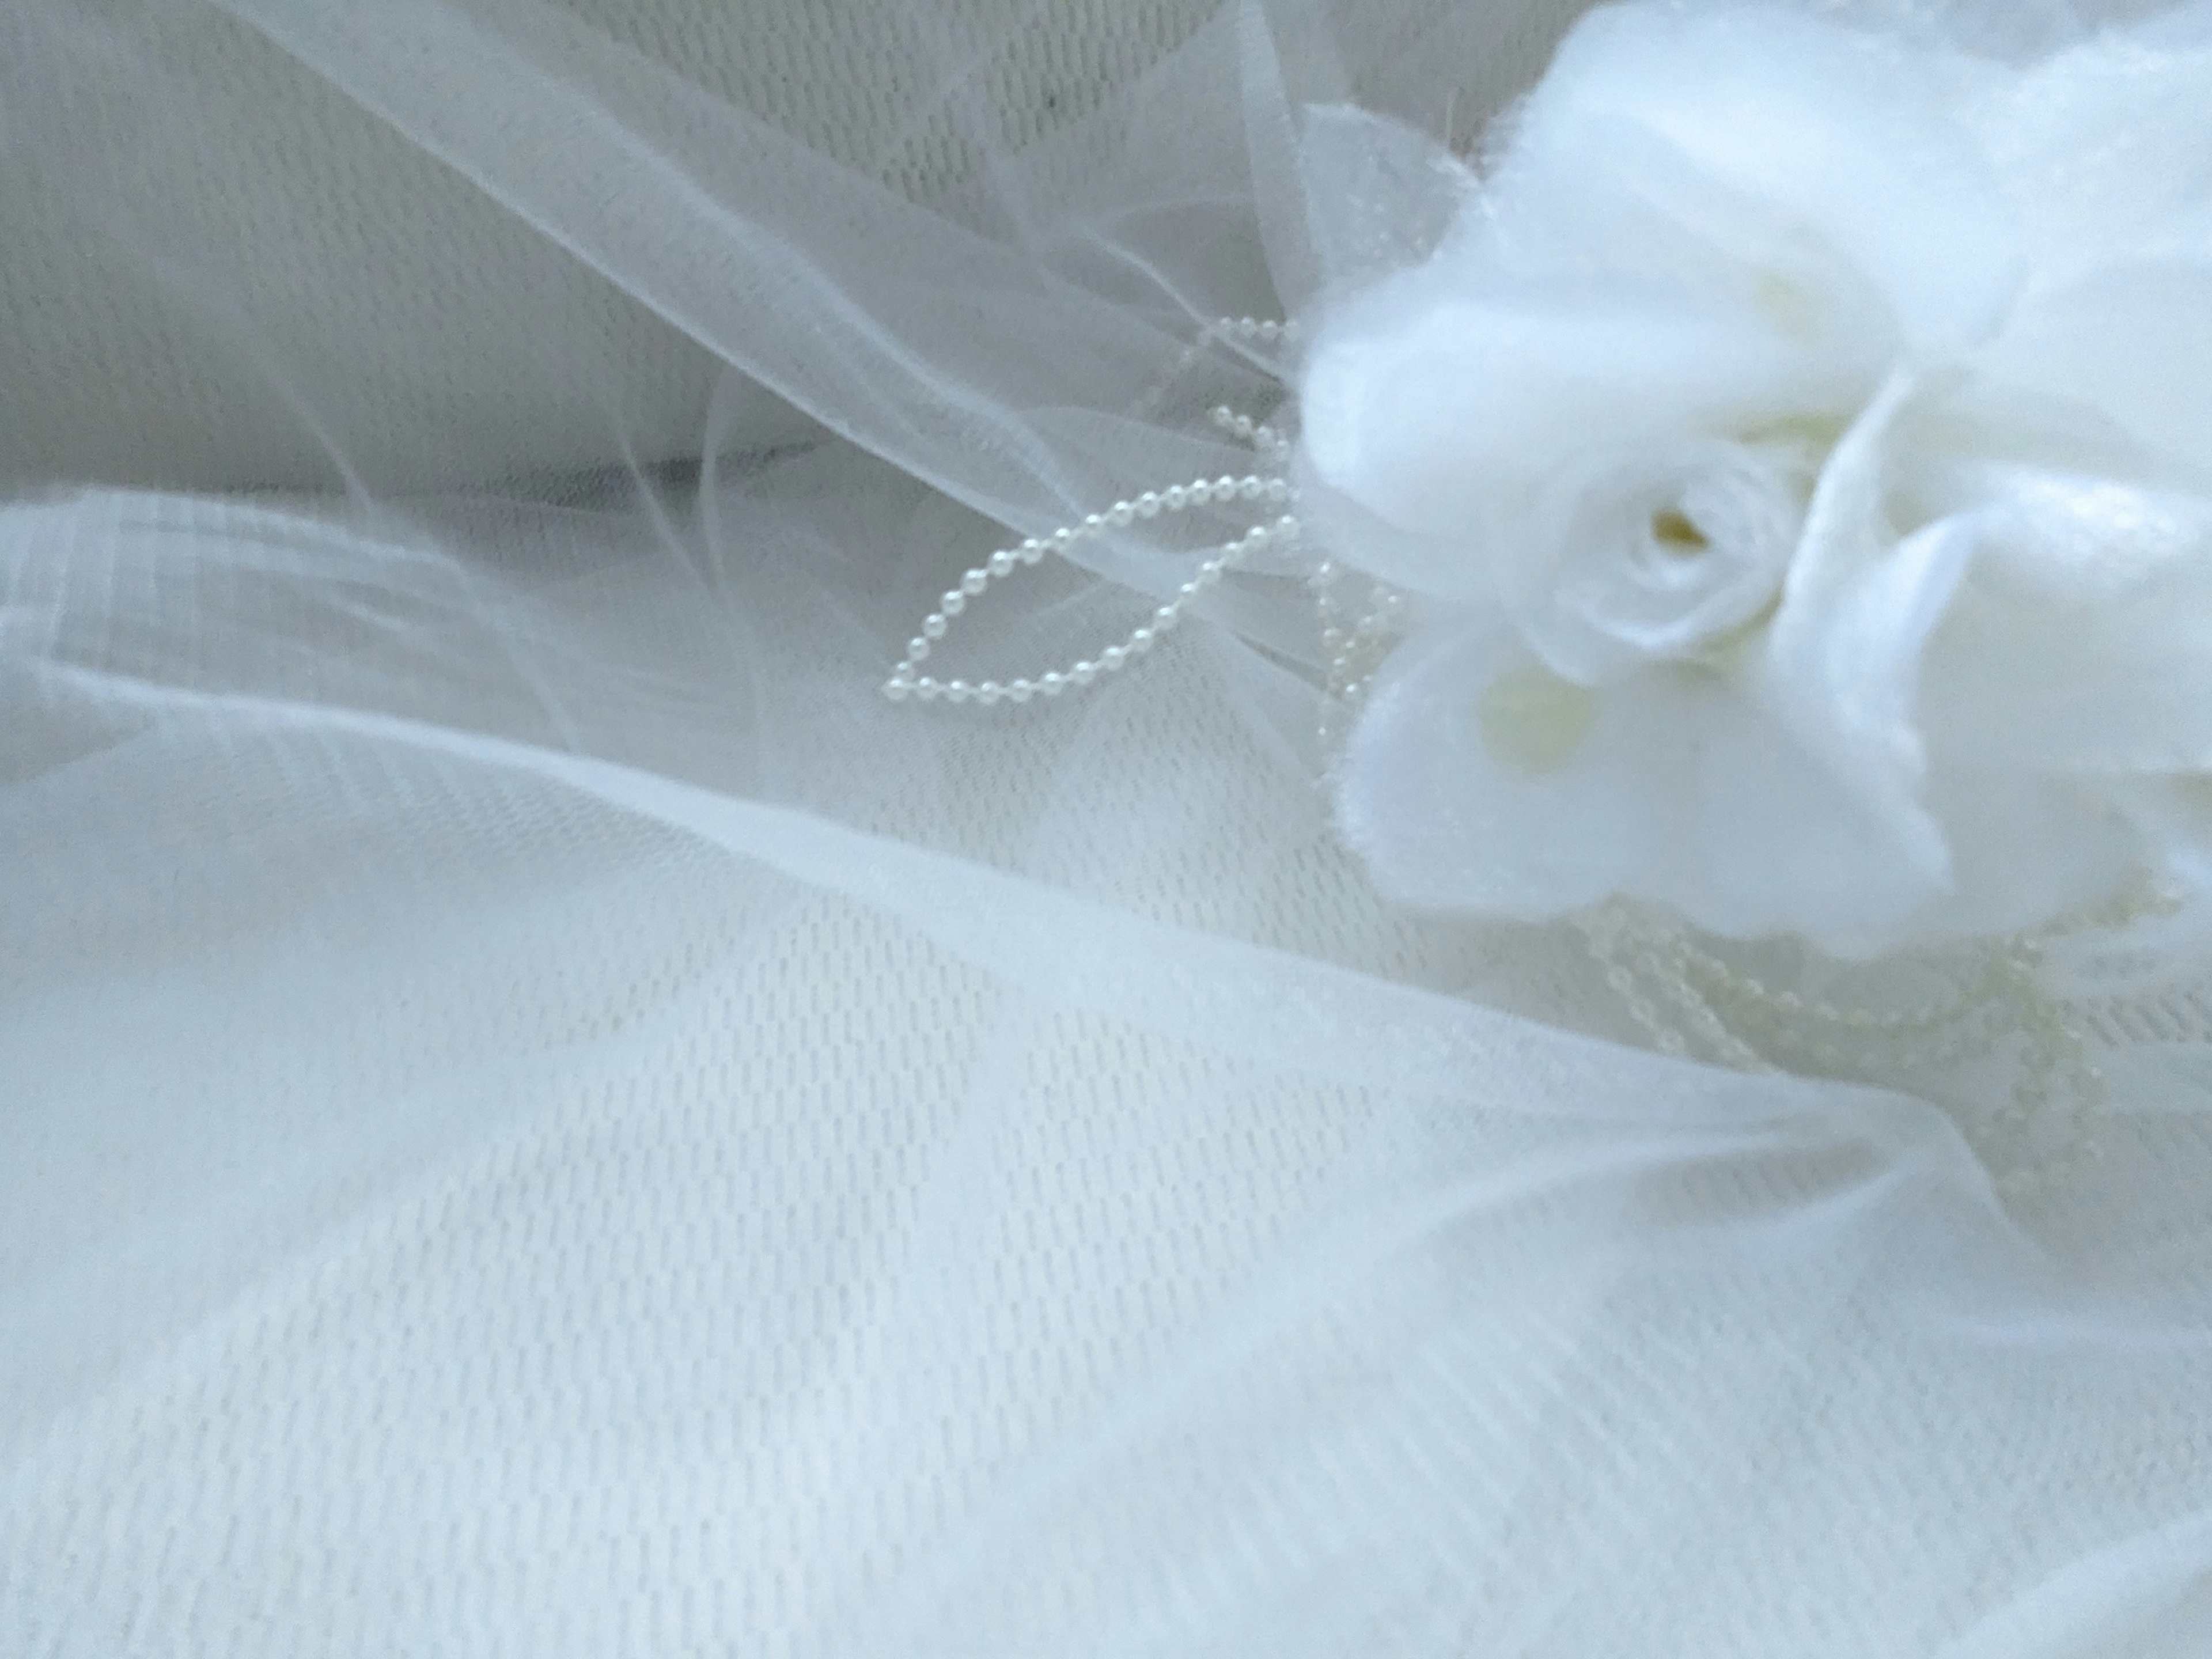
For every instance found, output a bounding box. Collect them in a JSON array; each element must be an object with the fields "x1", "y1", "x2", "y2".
[{"x1": 4, "y1": 2, "x2": 2211, "y2": 1657}]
